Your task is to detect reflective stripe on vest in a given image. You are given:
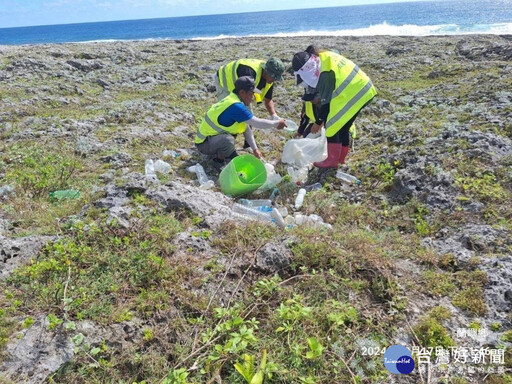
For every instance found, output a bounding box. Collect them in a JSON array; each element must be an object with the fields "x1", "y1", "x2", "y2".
[
  {"x1": 319, "y1": 51, "x2": 377, "y2": 137},
  {"x1": 195, "y1": 93, "x2": 247, "y2": 144},
  {"x1": 217, "y1": 59, "x2": 272, "y2": 102}
]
